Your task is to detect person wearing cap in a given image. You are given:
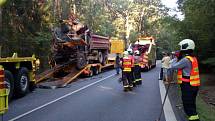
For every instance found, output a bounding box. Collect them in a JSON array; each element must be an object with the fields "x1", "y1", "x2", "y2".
[{"x1": 169, "y1": 39, "x2": 201, "y2": 121}]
